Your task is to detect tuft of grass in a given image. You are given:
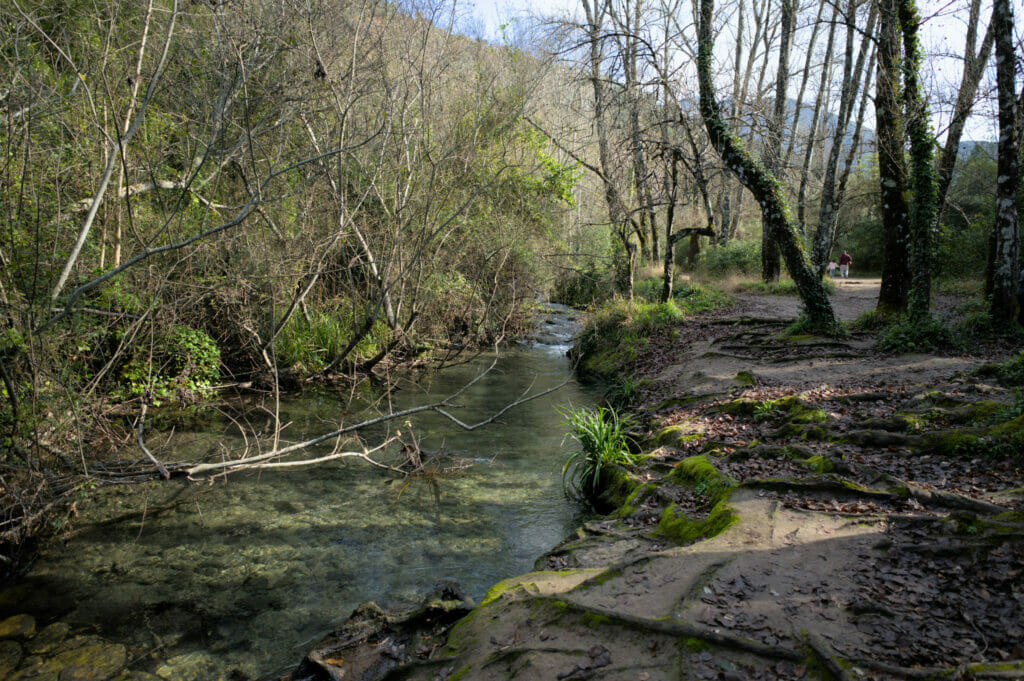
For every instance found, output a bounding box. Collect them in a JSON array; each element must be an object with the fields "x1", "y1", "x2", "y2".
[
  {"x1": 737, "y1": 277, "x2": 837, "y2": 296},
  {"x1": 559, "y1": 405, "x2": 637, "y2": 499}
]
